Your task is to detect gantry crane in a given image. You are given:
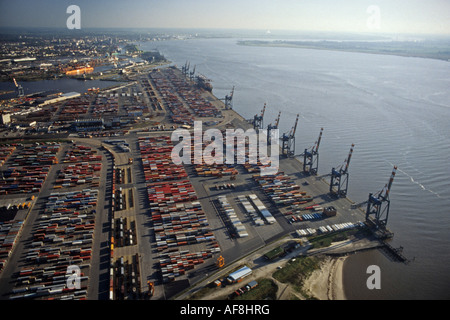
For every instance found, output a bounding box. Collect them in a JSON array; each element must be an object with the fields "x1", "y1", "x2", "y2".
[
  {"x1": 220, "y1": 86, "x2": 235, "y2": 109},
  {"x1": 281, "y1": 114, "x2": 299, "y2": 158},
  {"x1": 181, "y1": 61, "x2": 189, "y2": 77},
  {"x1": 267, "y1": 111, "x2": 281, "y2": 145},
  {"x1": 252, "y1": 103, "x2": 266, "y2": 131},
  {"x1": 189, "y1": 65, "x2": 196, "y2": 82},
  {"x1": 303, "y1": 128, "x2": 323, "y2": 175},
  {"x1": 366, "y1": 165, "x2": 397, "y2": 229},
  {"x1": 13, "y1": 78, "x2": 24, "y2": 97},
  {"x1": 329, "y1": 143, "x2": 355, "y2": 197}
]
